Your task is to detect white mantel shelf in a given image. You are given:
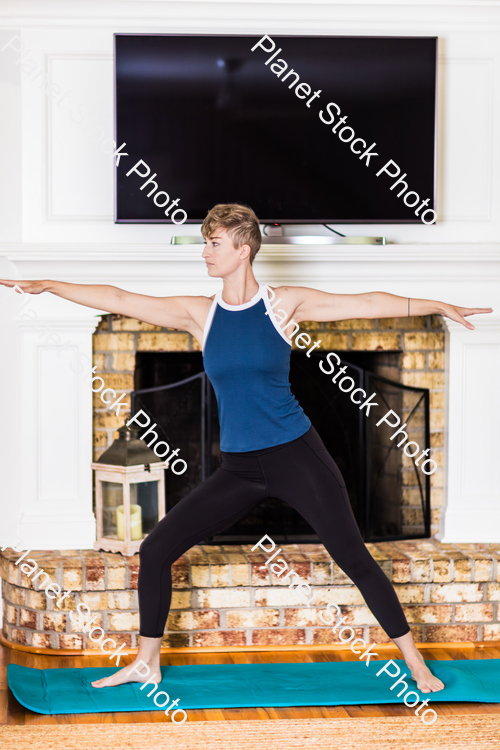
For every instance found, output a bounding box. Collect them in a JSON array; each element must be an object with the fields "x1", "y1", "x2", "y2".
[
  {"x1": 2, "y1": 244, "x2": 499, "y2": 298},
  {"x1": 2, "y1": 243, "x2": 500, "y2": 264}
]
